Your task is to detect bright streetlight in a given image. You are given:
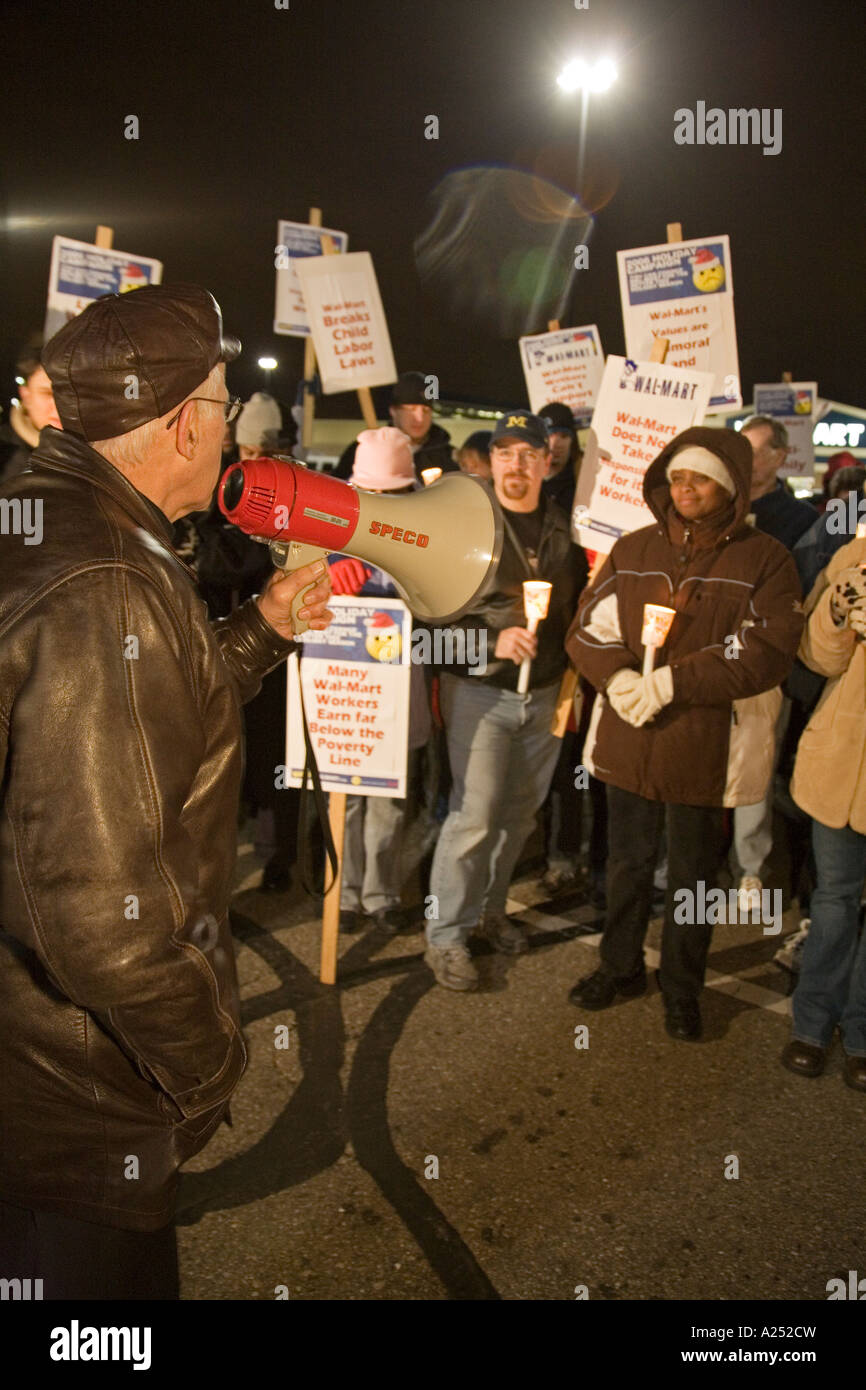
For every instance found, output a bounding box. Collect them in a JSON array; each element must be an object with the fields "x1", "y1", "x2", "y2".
[
  {"x1": 557, "y1": 57, "x2": 618, "y2": 94},
  {"x1": 258, "y1": 356, "x2": 278, "y2": 371}
]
